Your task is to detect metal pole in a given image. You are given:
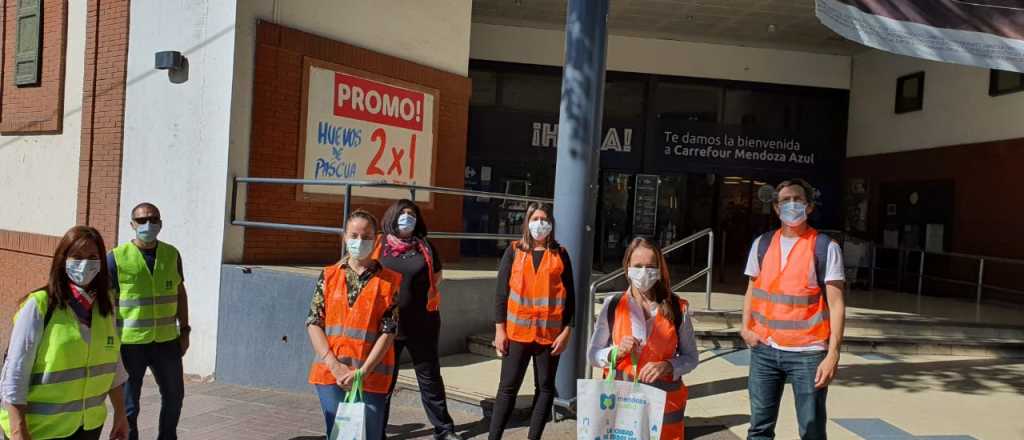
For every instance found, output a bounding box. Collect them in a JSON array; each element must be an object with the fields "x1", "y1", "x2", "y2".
[
  {"x1": 343, "y1": 185, "x2": 352, "y2": 224},
  {"x1": 409, "y1": 188, "x2": 416, "y2": 201},
  {"x1": 976, "y1": 258, "x2": 985, "y2": 305},
  {"x1": 718, "y1": 230, "x2": 727, "y2": 283},
  {"x1": 917, "y1": 251, "x2": 925, "y2": 297},
  {"x1": 896, "y1": 249, "x2": 904, "y2": 293},
  {"x1": 553, "y1": 0, "x2": 609, "y2": 403},
  {"x1": 869, "y1": 244, "x2": 876, "y2": 290},
  {"x1": 705, "y1": 231, "x2": 715, "y2": 311}
]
